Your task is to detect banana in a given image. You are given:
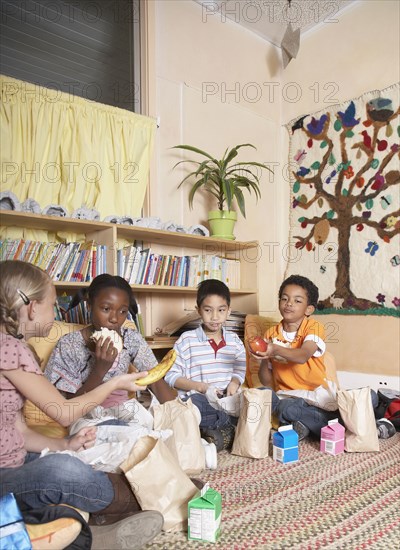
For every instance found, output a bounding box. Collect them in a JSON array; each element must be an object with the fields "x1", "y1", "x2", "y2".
[{"x1": 135, "y1": 349, "x2": 177, "y2": 386}]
